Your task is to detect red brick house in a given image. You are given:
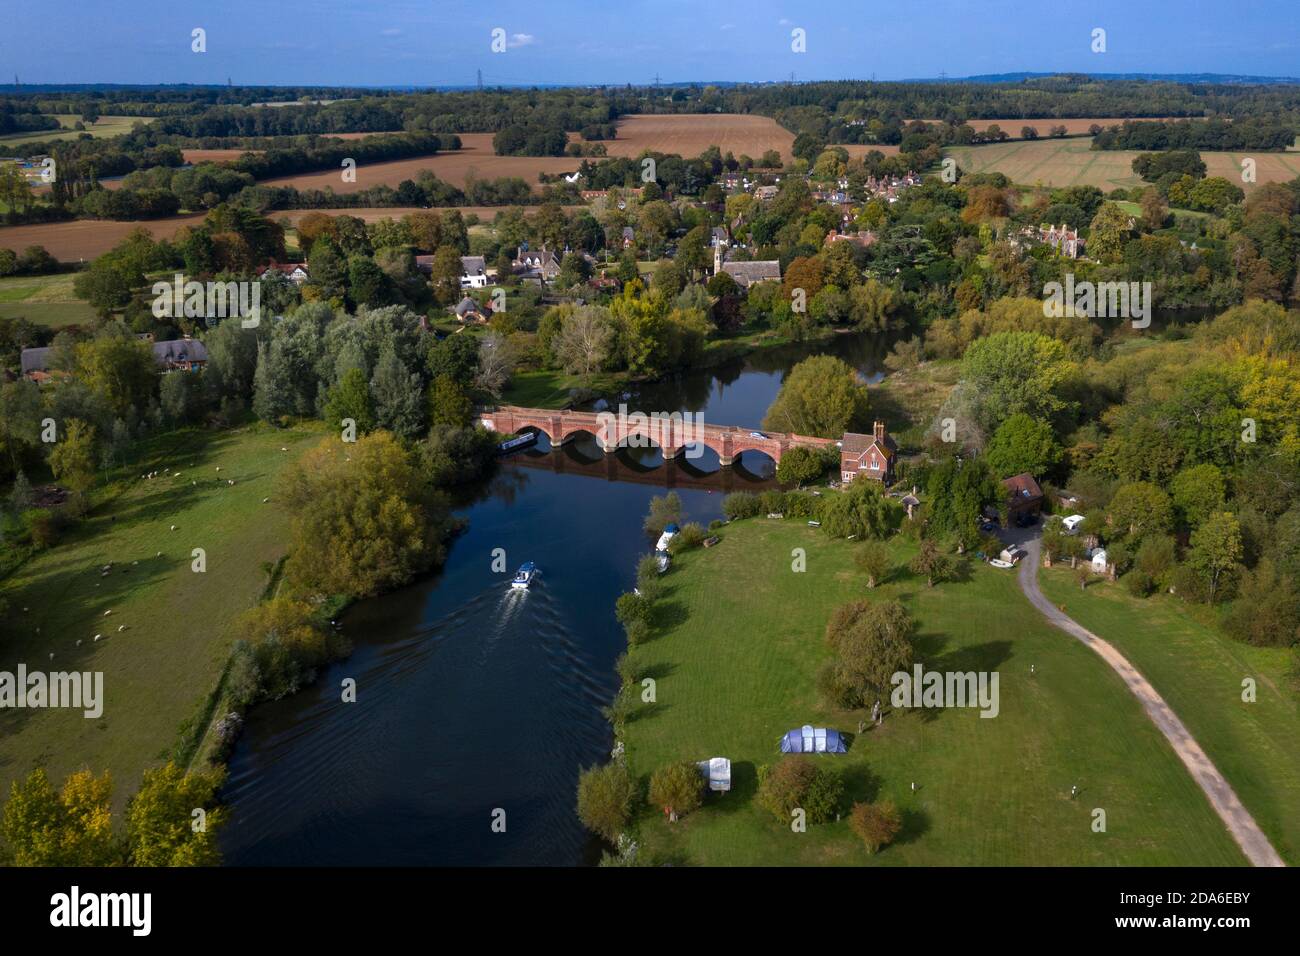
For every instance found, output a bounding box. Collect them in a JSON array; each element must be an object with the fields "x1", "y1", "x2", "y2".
[{"x1": 840, "y1": 421, "x2": 897, "y2": 484}]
